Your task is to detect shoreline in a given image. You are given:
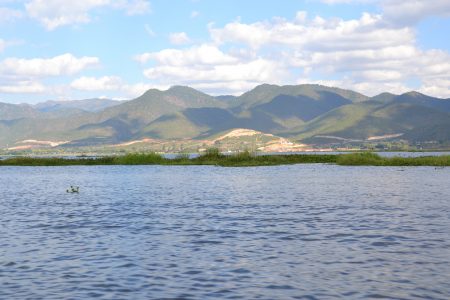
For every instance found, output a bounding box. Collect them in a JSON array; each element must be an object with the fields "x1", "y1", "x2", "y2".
[
  {"x1": 0, "y1": 151, "x2": 449, "y2": 167},
  {"x1": 1, "y1": 148, "x2": 450, "y2": 158}
]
